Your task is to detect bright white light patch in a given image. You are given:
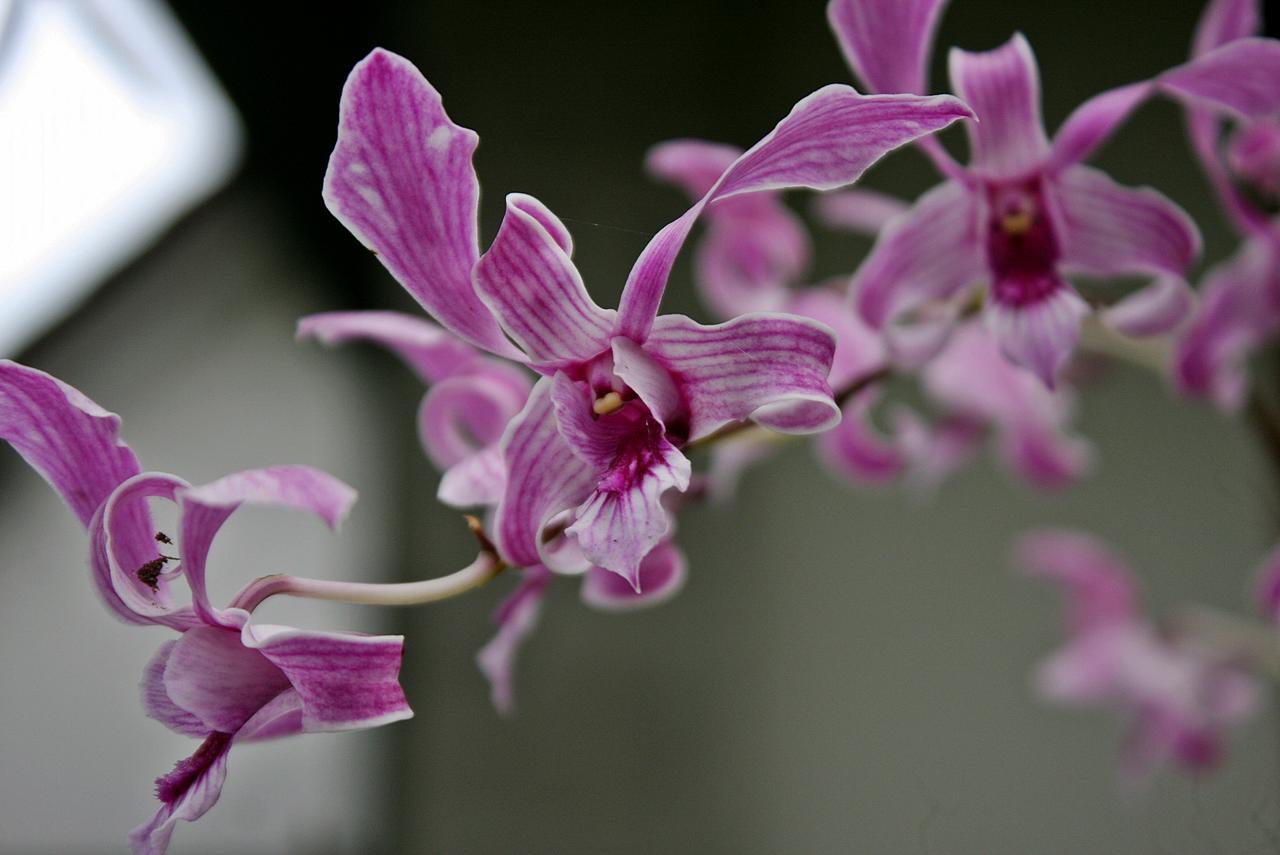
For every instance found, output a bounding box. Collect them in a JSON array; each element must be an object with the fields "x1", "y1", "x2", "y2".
[{"x1": 0, "y1": 0, "x2": 240, "y2": 355}]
